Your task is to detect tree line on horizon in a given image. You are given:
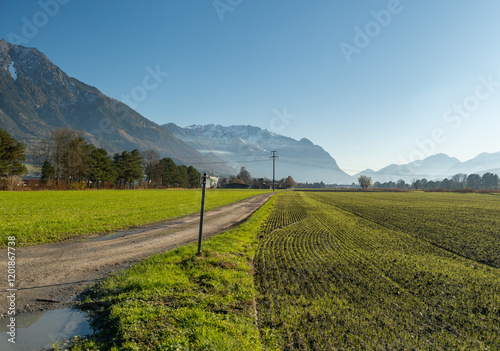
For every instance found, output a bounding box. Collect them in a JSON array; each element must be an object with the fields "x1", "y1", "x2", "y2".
[
  {"x1": 0, "y1": 127, "x2": 202, "y2": 190},
  {"x1": 358, "y1": 173, "x2": 500, "y2": 190},
  {"x1": 218, "y1": 166, "x2": 296, "y2": 189},
  {"x1": 1, "y1": 127, "x2": 297, "y2": 190}
]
